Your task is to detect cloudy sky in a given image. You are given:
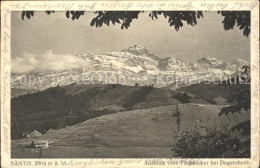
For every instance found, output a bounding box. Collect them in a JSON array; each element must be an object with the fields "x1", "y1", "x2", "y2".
[{"x1": 11, "y1": 11, "x2": 250, "y2": 73}]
